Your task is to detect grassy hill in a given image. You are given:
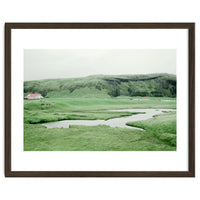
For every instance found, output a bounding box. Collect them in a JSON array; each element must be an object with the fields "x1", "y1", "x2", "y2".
[{"x1": 24, "y1": 73, "x2": 176, "y2": 98}]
